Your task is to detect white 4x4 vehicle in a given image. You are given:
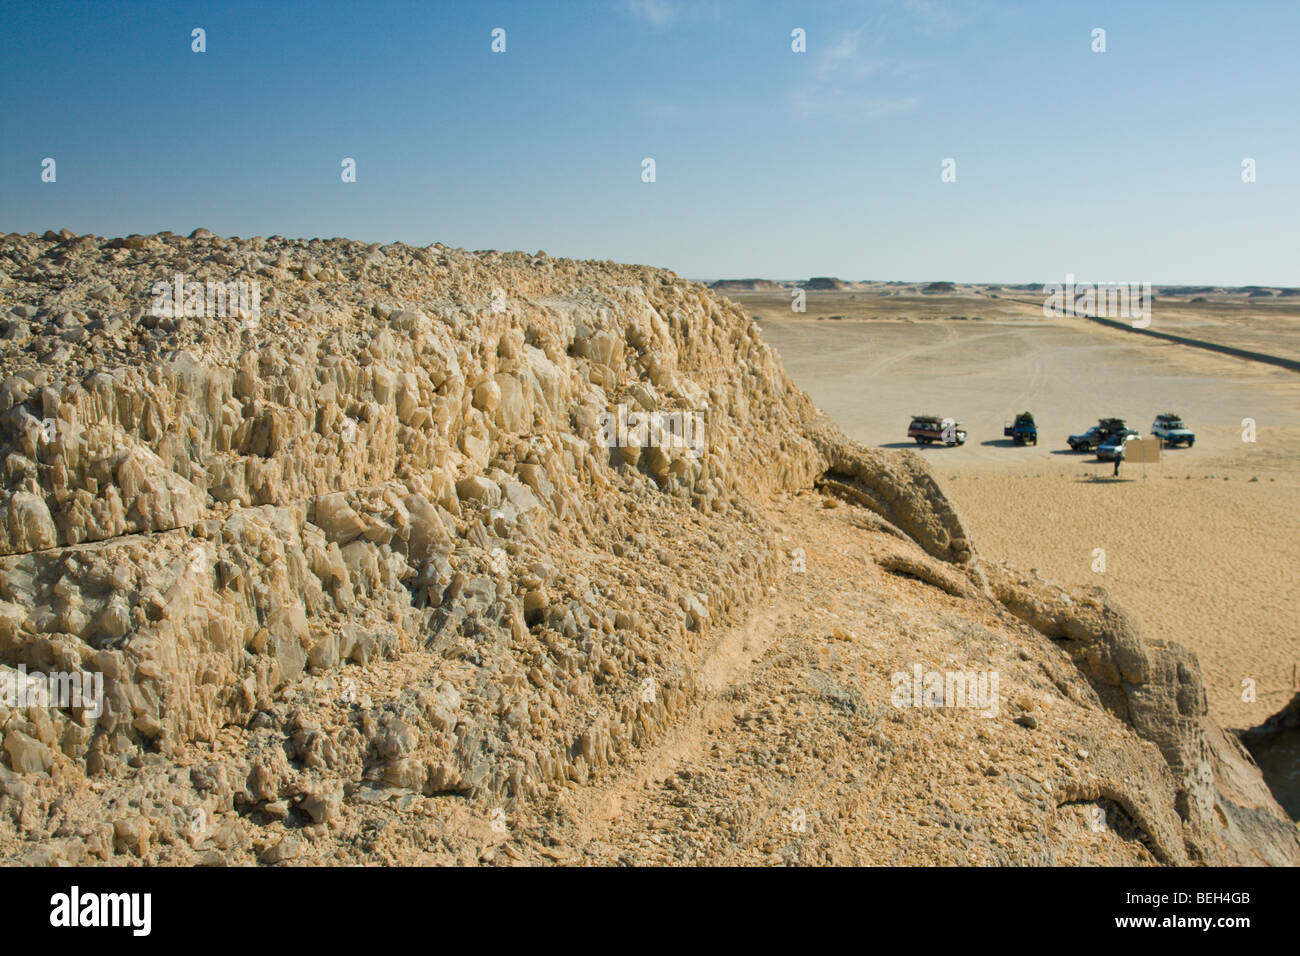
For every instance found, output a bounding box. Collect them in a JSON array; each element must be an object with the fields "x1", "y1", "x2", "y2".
[{"x1": 1151, "y1": 413, "x2": 1195, "y2": 448}]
